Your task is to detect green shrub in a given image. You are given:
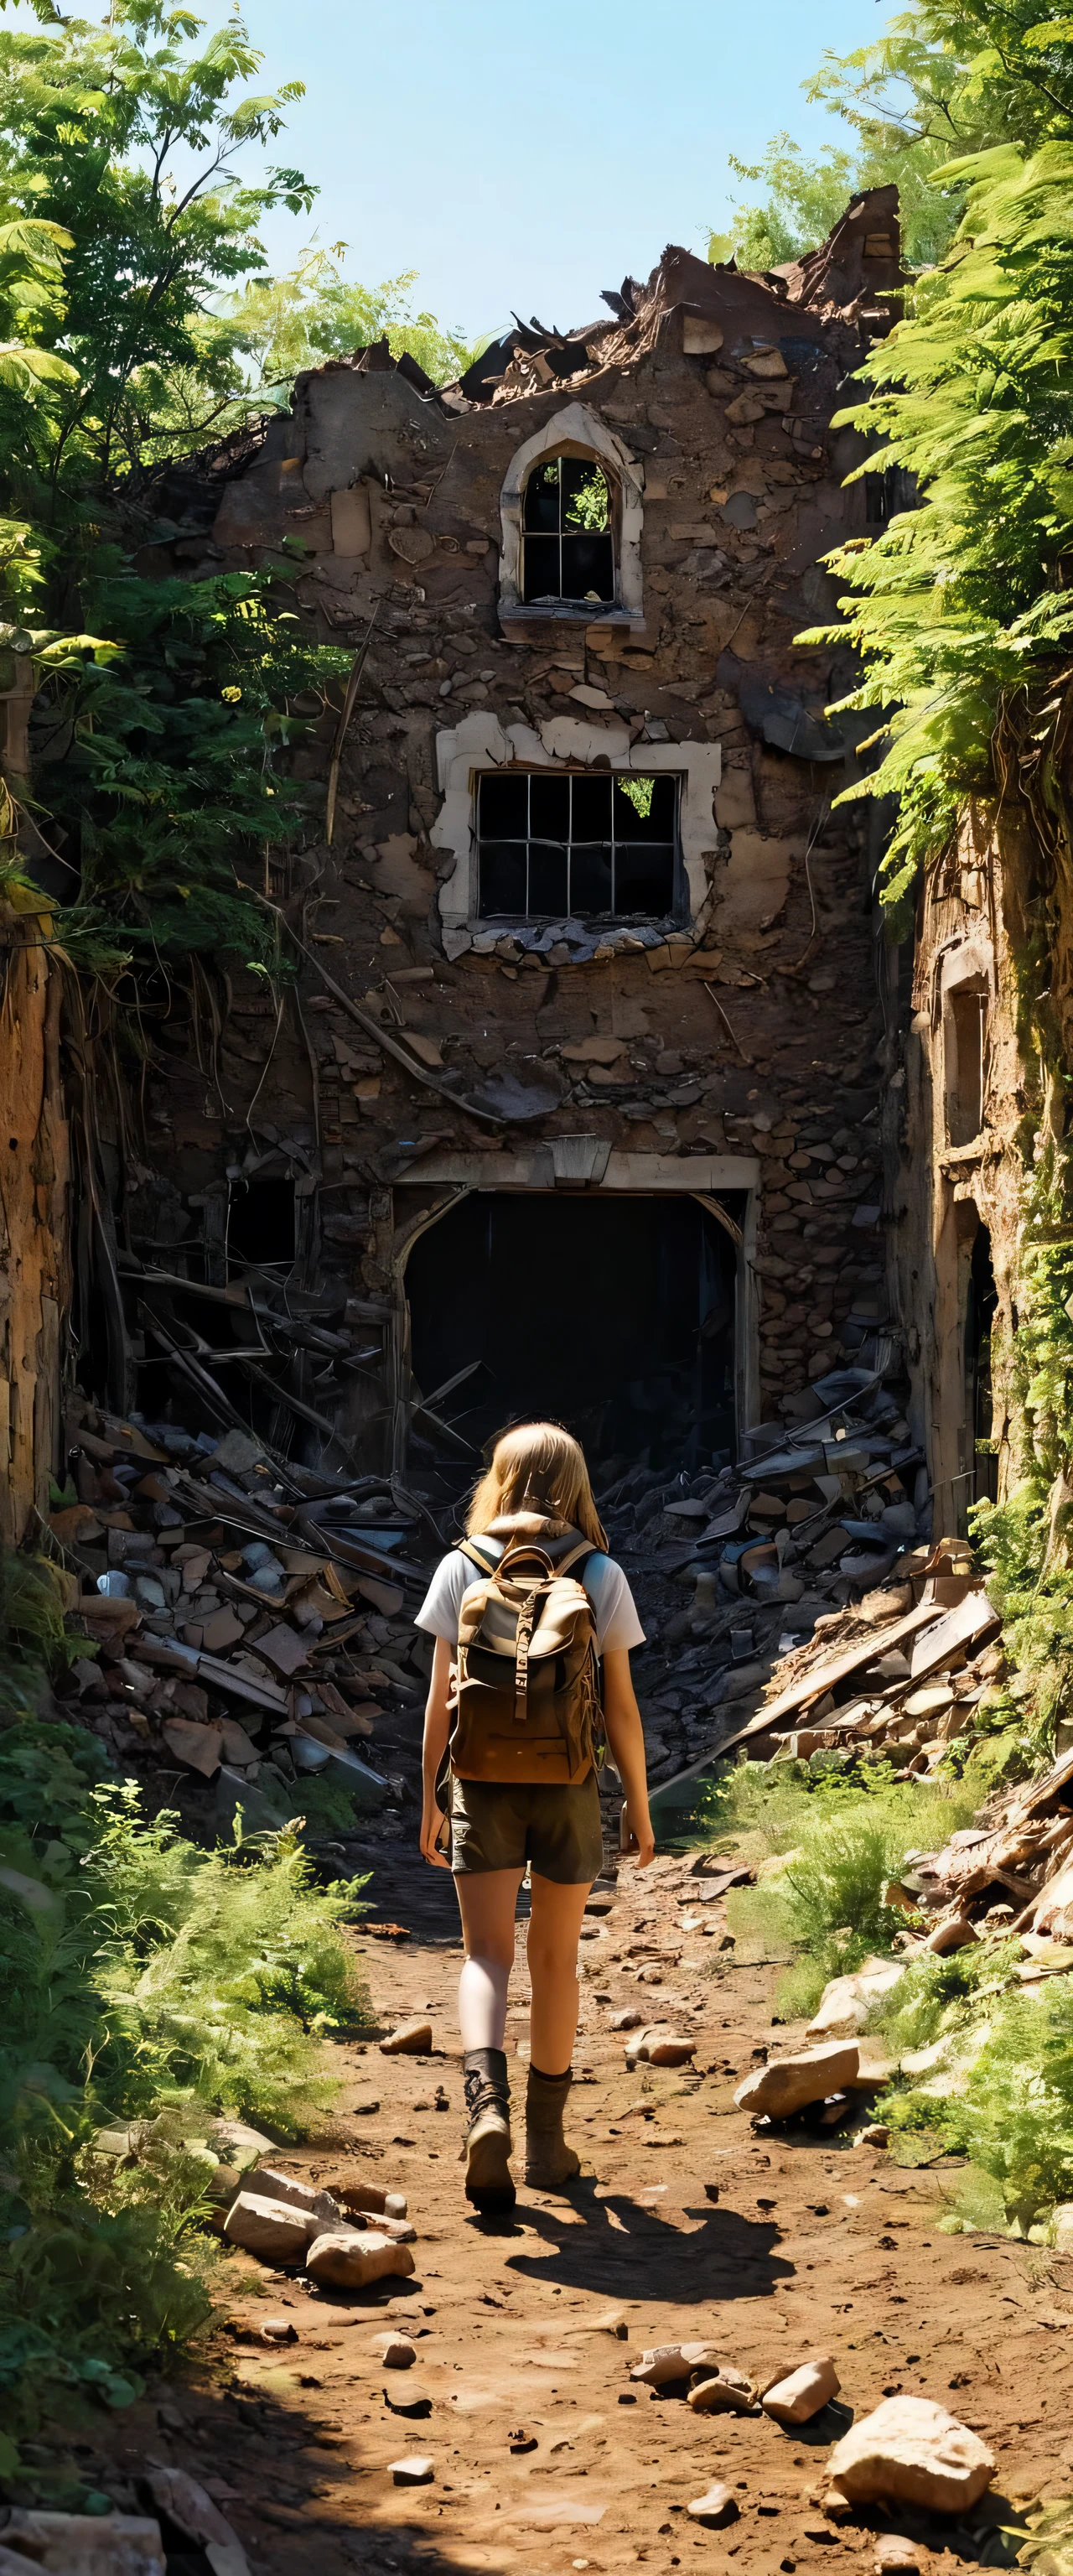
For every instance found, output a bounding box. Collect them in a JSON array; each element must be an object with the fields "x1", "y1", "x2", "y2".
[{"x1": 0, "y1": 1714, "x2": 372, "y2": 2449}]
